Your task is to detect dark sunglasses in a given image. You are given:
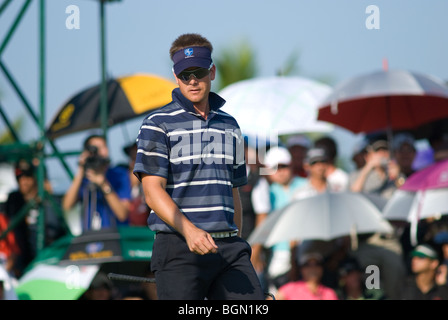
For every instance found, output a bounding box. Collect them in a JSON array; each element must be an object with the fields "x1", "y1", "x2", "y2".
[{"x1": 177, "y1": 67, "x2": 211, "y2": 81}]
